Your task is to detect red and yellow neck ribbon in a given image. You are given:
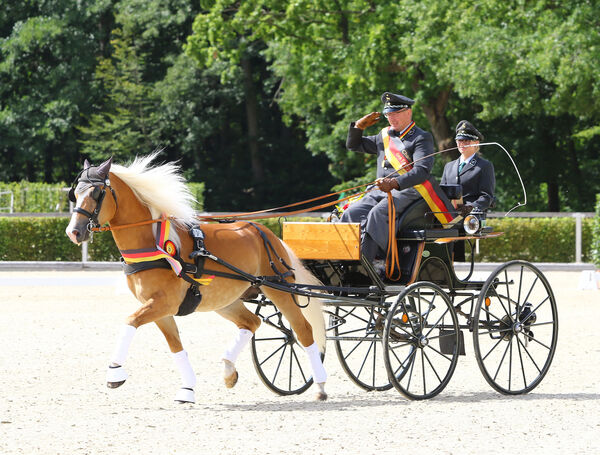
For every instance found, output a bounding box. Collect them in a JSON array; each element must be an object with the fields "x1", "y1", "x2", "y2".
[
  {"x1": 120, "y1": 217, "x2": 214, "y2": 286},
  {"x1": 382, "y1": 125, "x2": 454, "y2": 226}
]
